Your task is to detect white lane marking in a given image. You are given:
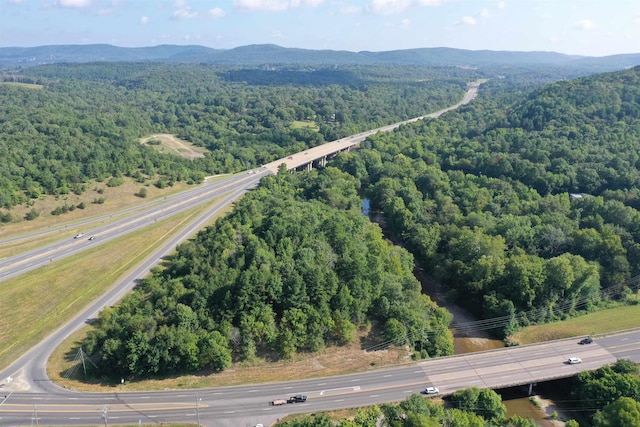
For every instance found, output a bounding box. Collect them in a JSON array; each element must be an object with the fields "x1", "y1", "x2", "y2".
[
  {"x1": 383, "y1": 374, "x2": 393, "y2": 378},
  {"x1": 319, "y1": 386, "x2": 360, "y2": 395}
]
